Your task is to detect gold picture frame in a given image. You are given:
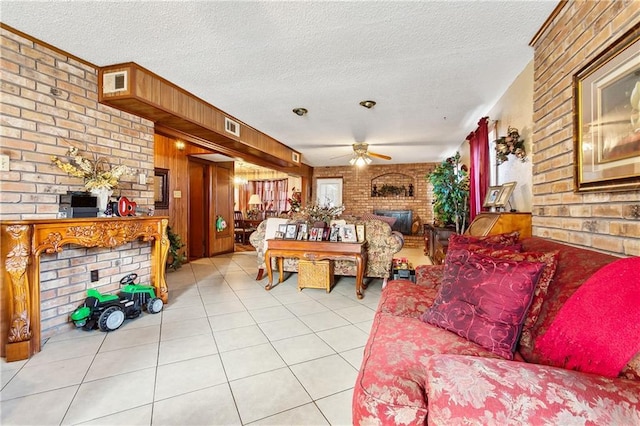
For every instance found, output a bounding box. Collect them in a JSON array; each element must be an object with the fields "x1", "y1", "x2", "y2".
[
  {"x1": 494, "y1": 182, "x2": 516, "y2": 208},
  {"x1": 574, "y1": 25, "x2": 640, "y2": 192},
  {"x1": 483, "y1": 185, "x2": 502, "y2": 208}
]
